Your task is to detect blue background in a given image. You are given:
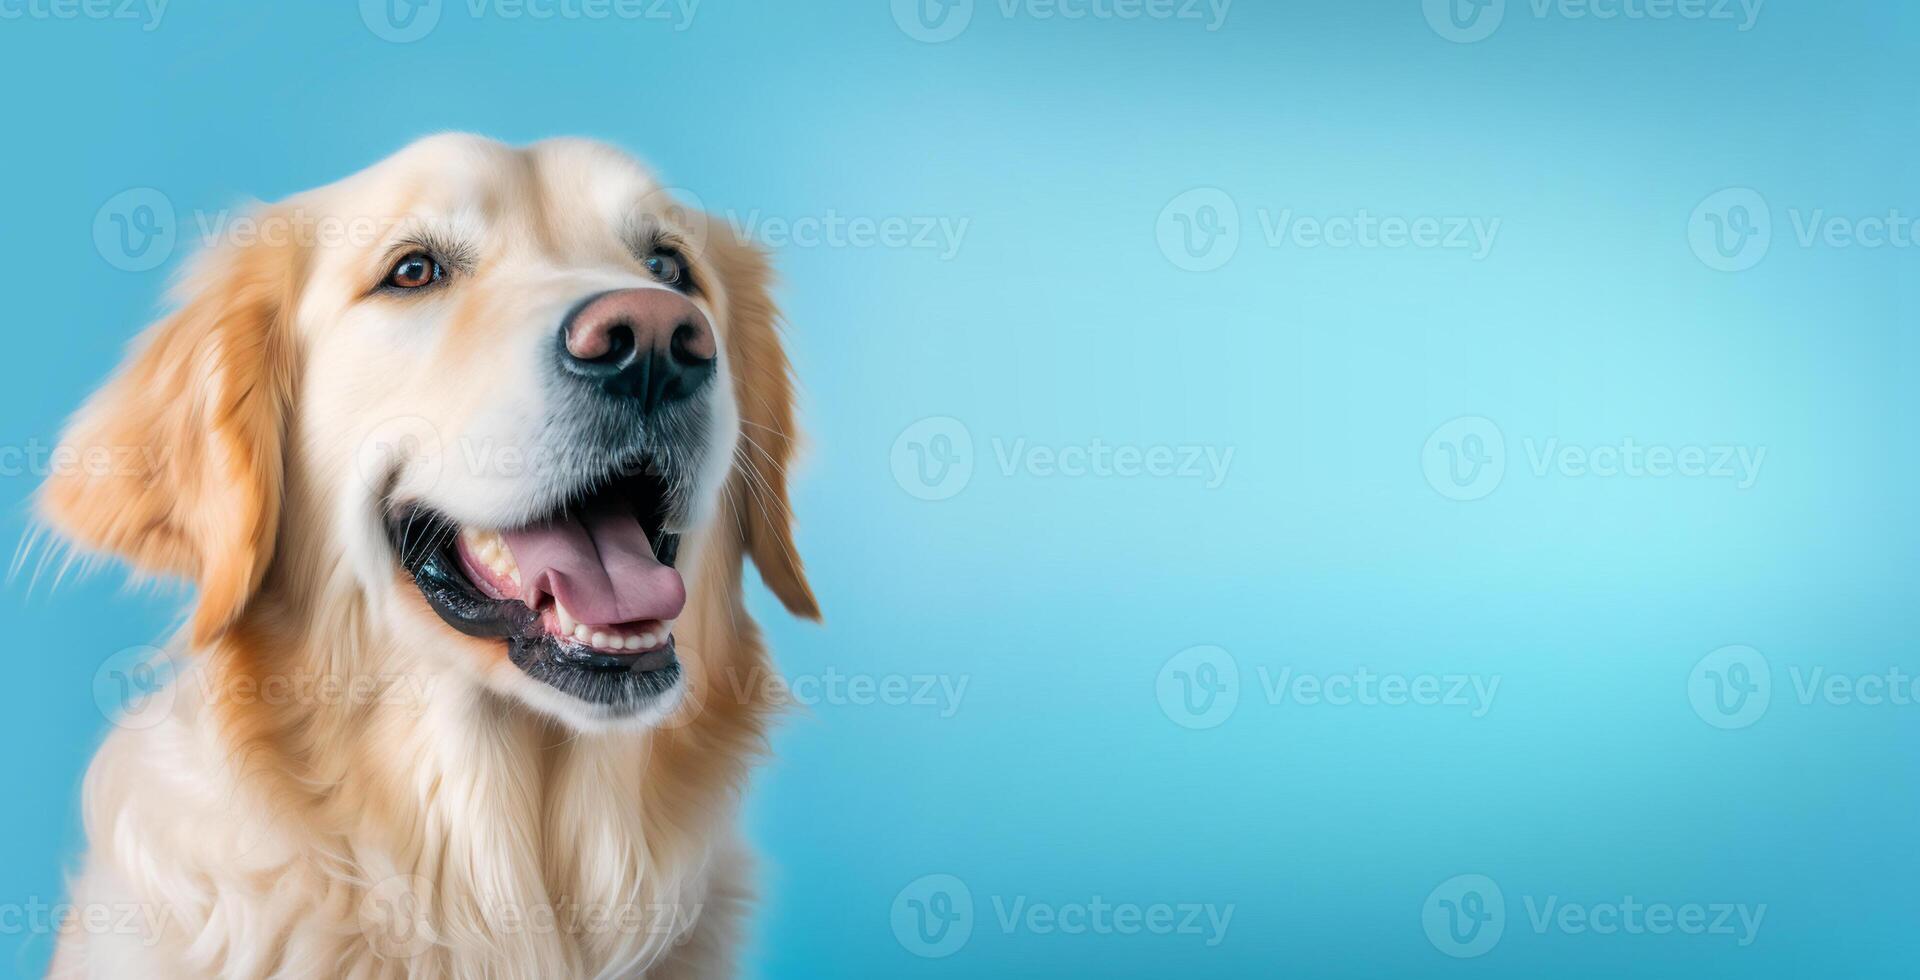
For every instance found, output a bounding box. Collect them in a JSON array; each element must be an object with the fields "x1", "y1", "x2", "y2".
[{"x1": 3, "y1": 0, "x2": 1917, "y2": 976}]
